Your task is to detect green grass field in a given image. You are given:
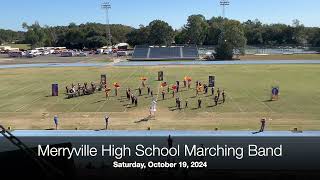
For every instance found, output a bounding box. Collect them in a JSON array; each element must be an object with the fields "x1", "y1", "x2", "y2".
[
  {"x1": 0, "y1": 64, "x2": 319, "y2": 130},
  {"x1": 5, "y1": 43, "x2": 31, "y2": 50},
  {"x1": 240, "y1": 54, "x2": 320, "y2": 60}
]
